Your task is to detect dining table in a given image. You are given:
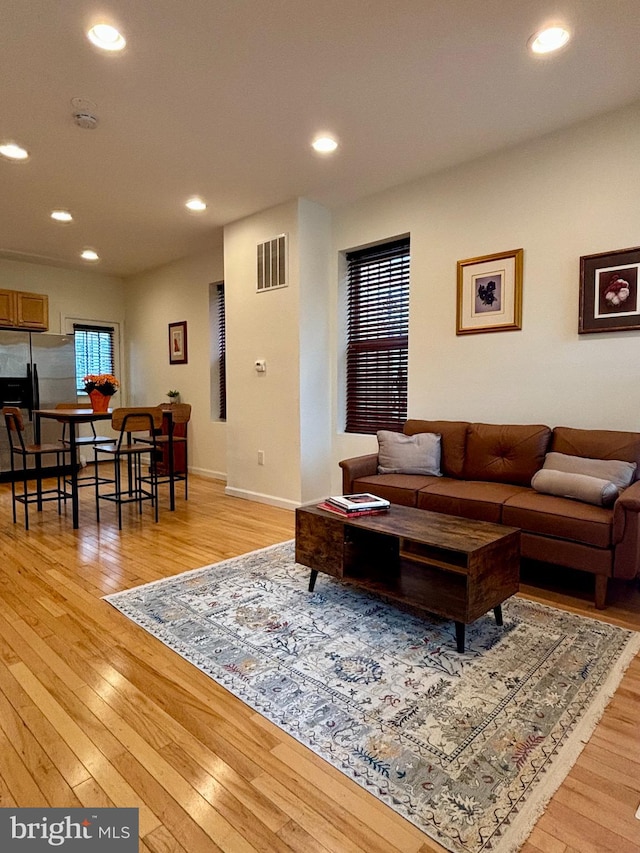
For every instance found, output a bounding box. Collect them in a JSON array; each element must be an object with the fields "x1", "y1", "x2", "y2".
[
  {"x1": 34, "y1": 407, "x2": 113, "y2": 529},
  {"x1": 34, "y1": 405, "x2": 179, "y2": 529}
]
